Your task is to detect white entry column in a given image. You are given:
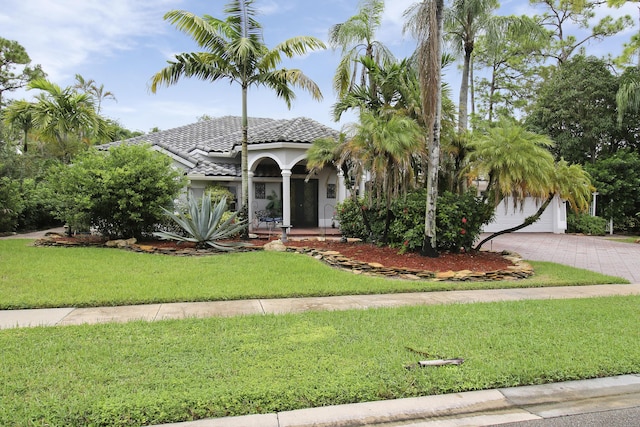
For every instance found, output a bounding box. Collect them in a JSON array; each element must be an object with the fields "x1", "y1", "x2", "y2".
[
  {"x1": 281, "y1": 169, "x2": 292, "y2": 227},
  {"x1": 337, "y1": 169, "x2": 346, "y2": 202}
]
